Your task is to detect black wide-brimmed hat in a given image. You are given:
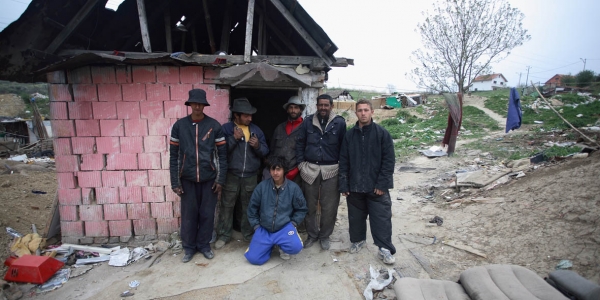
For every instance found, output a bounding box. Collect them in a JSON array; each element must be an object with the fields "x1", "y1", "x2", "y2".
[
  {"x1": 185, "y1": 89, "x2": 210, "y2": 106},
  {"x1": 230, "y1": 97, "x2": 257, "y2": 114}
]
